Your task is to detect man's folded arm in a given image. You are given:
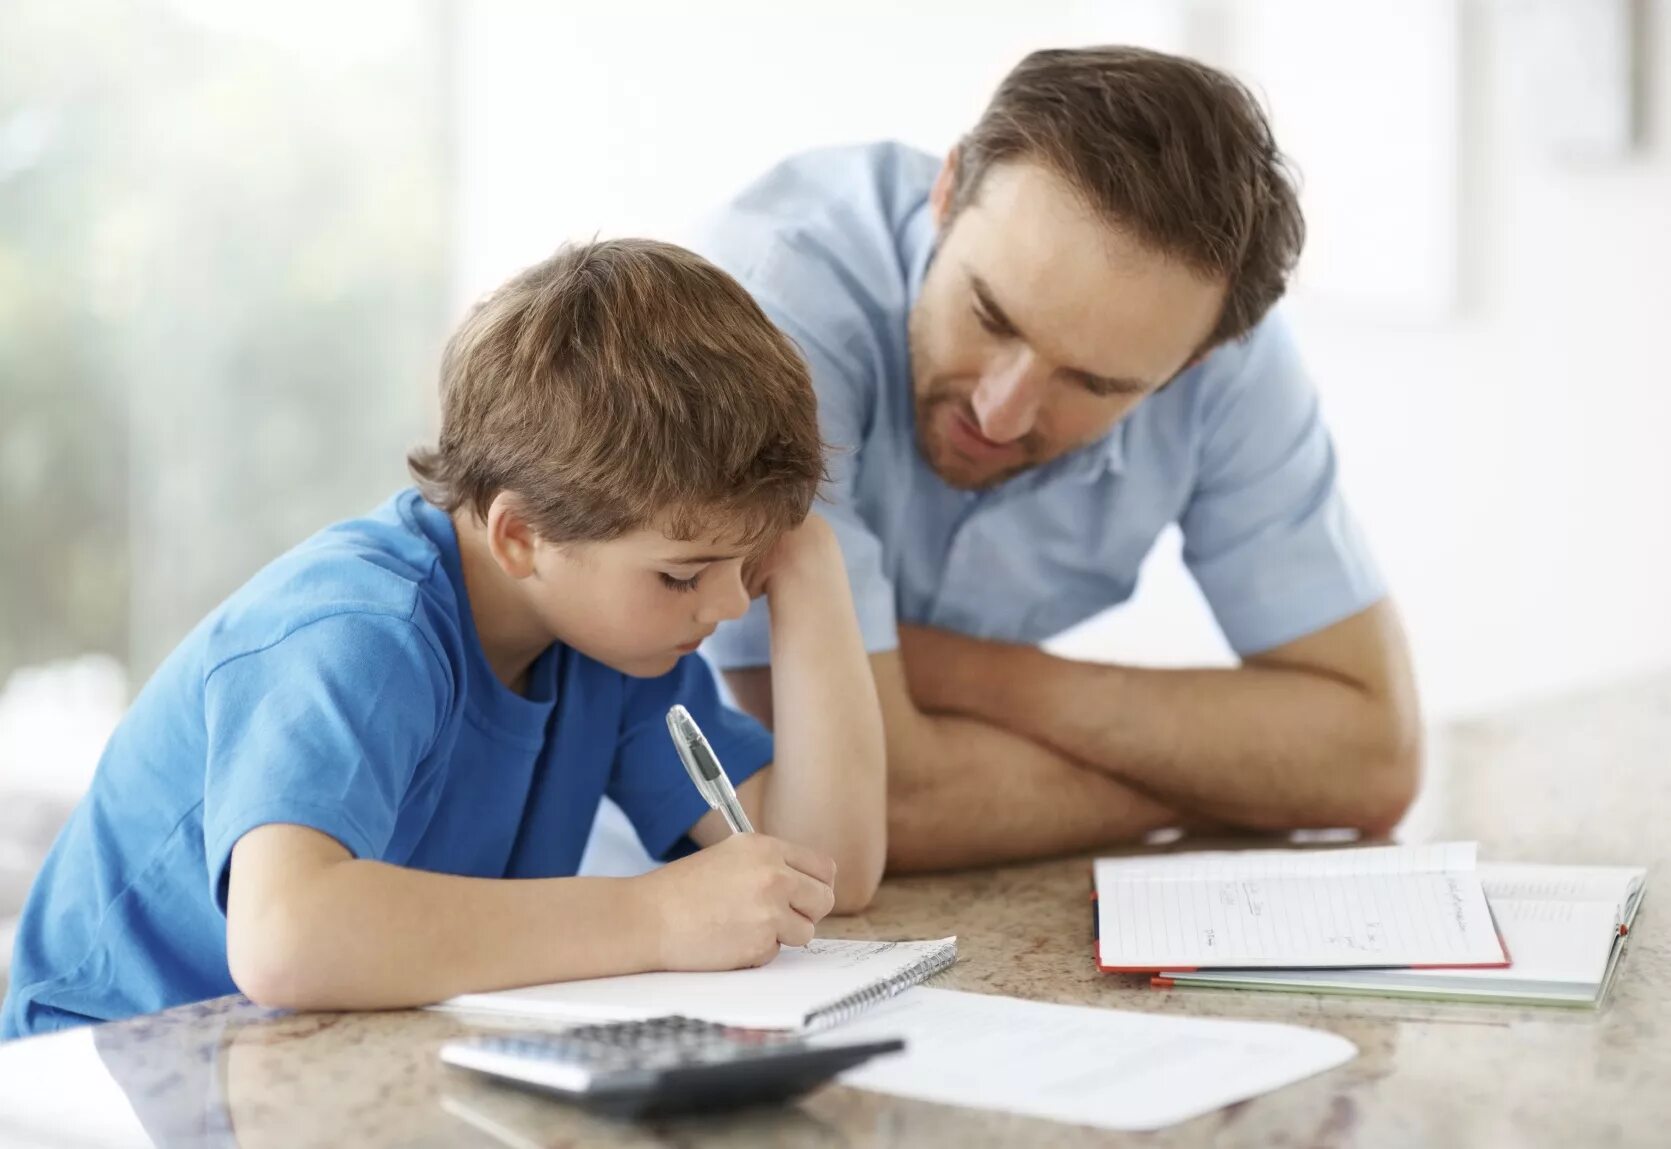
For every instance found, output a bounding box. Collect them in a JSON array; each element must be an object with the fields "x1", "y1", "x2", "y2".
[{"x1": 725, "y1": 653, "x2": 1185, "y2": 873}]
